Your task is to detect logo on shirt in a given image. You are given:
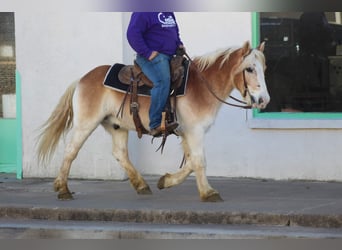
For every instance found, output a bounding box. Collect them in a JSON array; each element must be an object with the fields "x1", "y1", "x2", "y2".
[{"x1": 158, "y1": 12, "x2": 176, "y2": 28}]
